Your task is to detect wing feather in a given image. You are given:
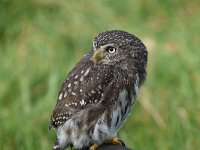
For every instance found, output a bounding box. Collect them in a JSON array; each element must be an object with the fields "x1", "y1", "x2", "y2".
[{"x1": 49, "y1": 51, "x2": 115, "y2": 128}]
